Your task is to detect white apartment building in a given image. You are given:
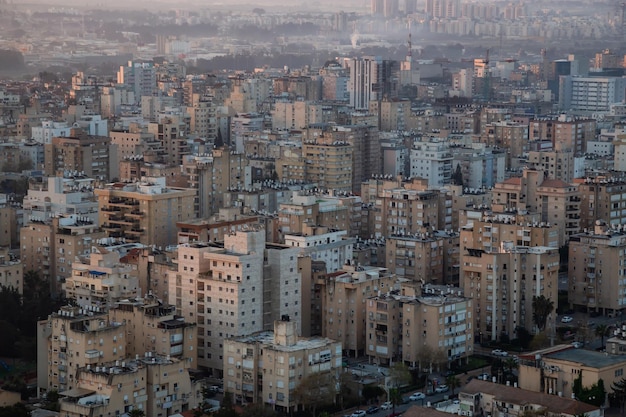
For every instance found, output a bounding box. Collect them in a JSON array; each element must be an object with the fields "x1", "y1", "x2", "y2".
[
  {"x1": 173, "y1": 228, "x2": 302, "y2": 376},
  {"x1": 284, "y1": 225, "x2": 354, "y2": 273},
  {"x1": 410, "y1": 139, "x2": 453, "y2": 187},
  {"x1": 23, "y1": 175, "x2": 99, "y2": 223},
  {"x1": 31, "y1": 120, "x2": 72, "y2": 144}
]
